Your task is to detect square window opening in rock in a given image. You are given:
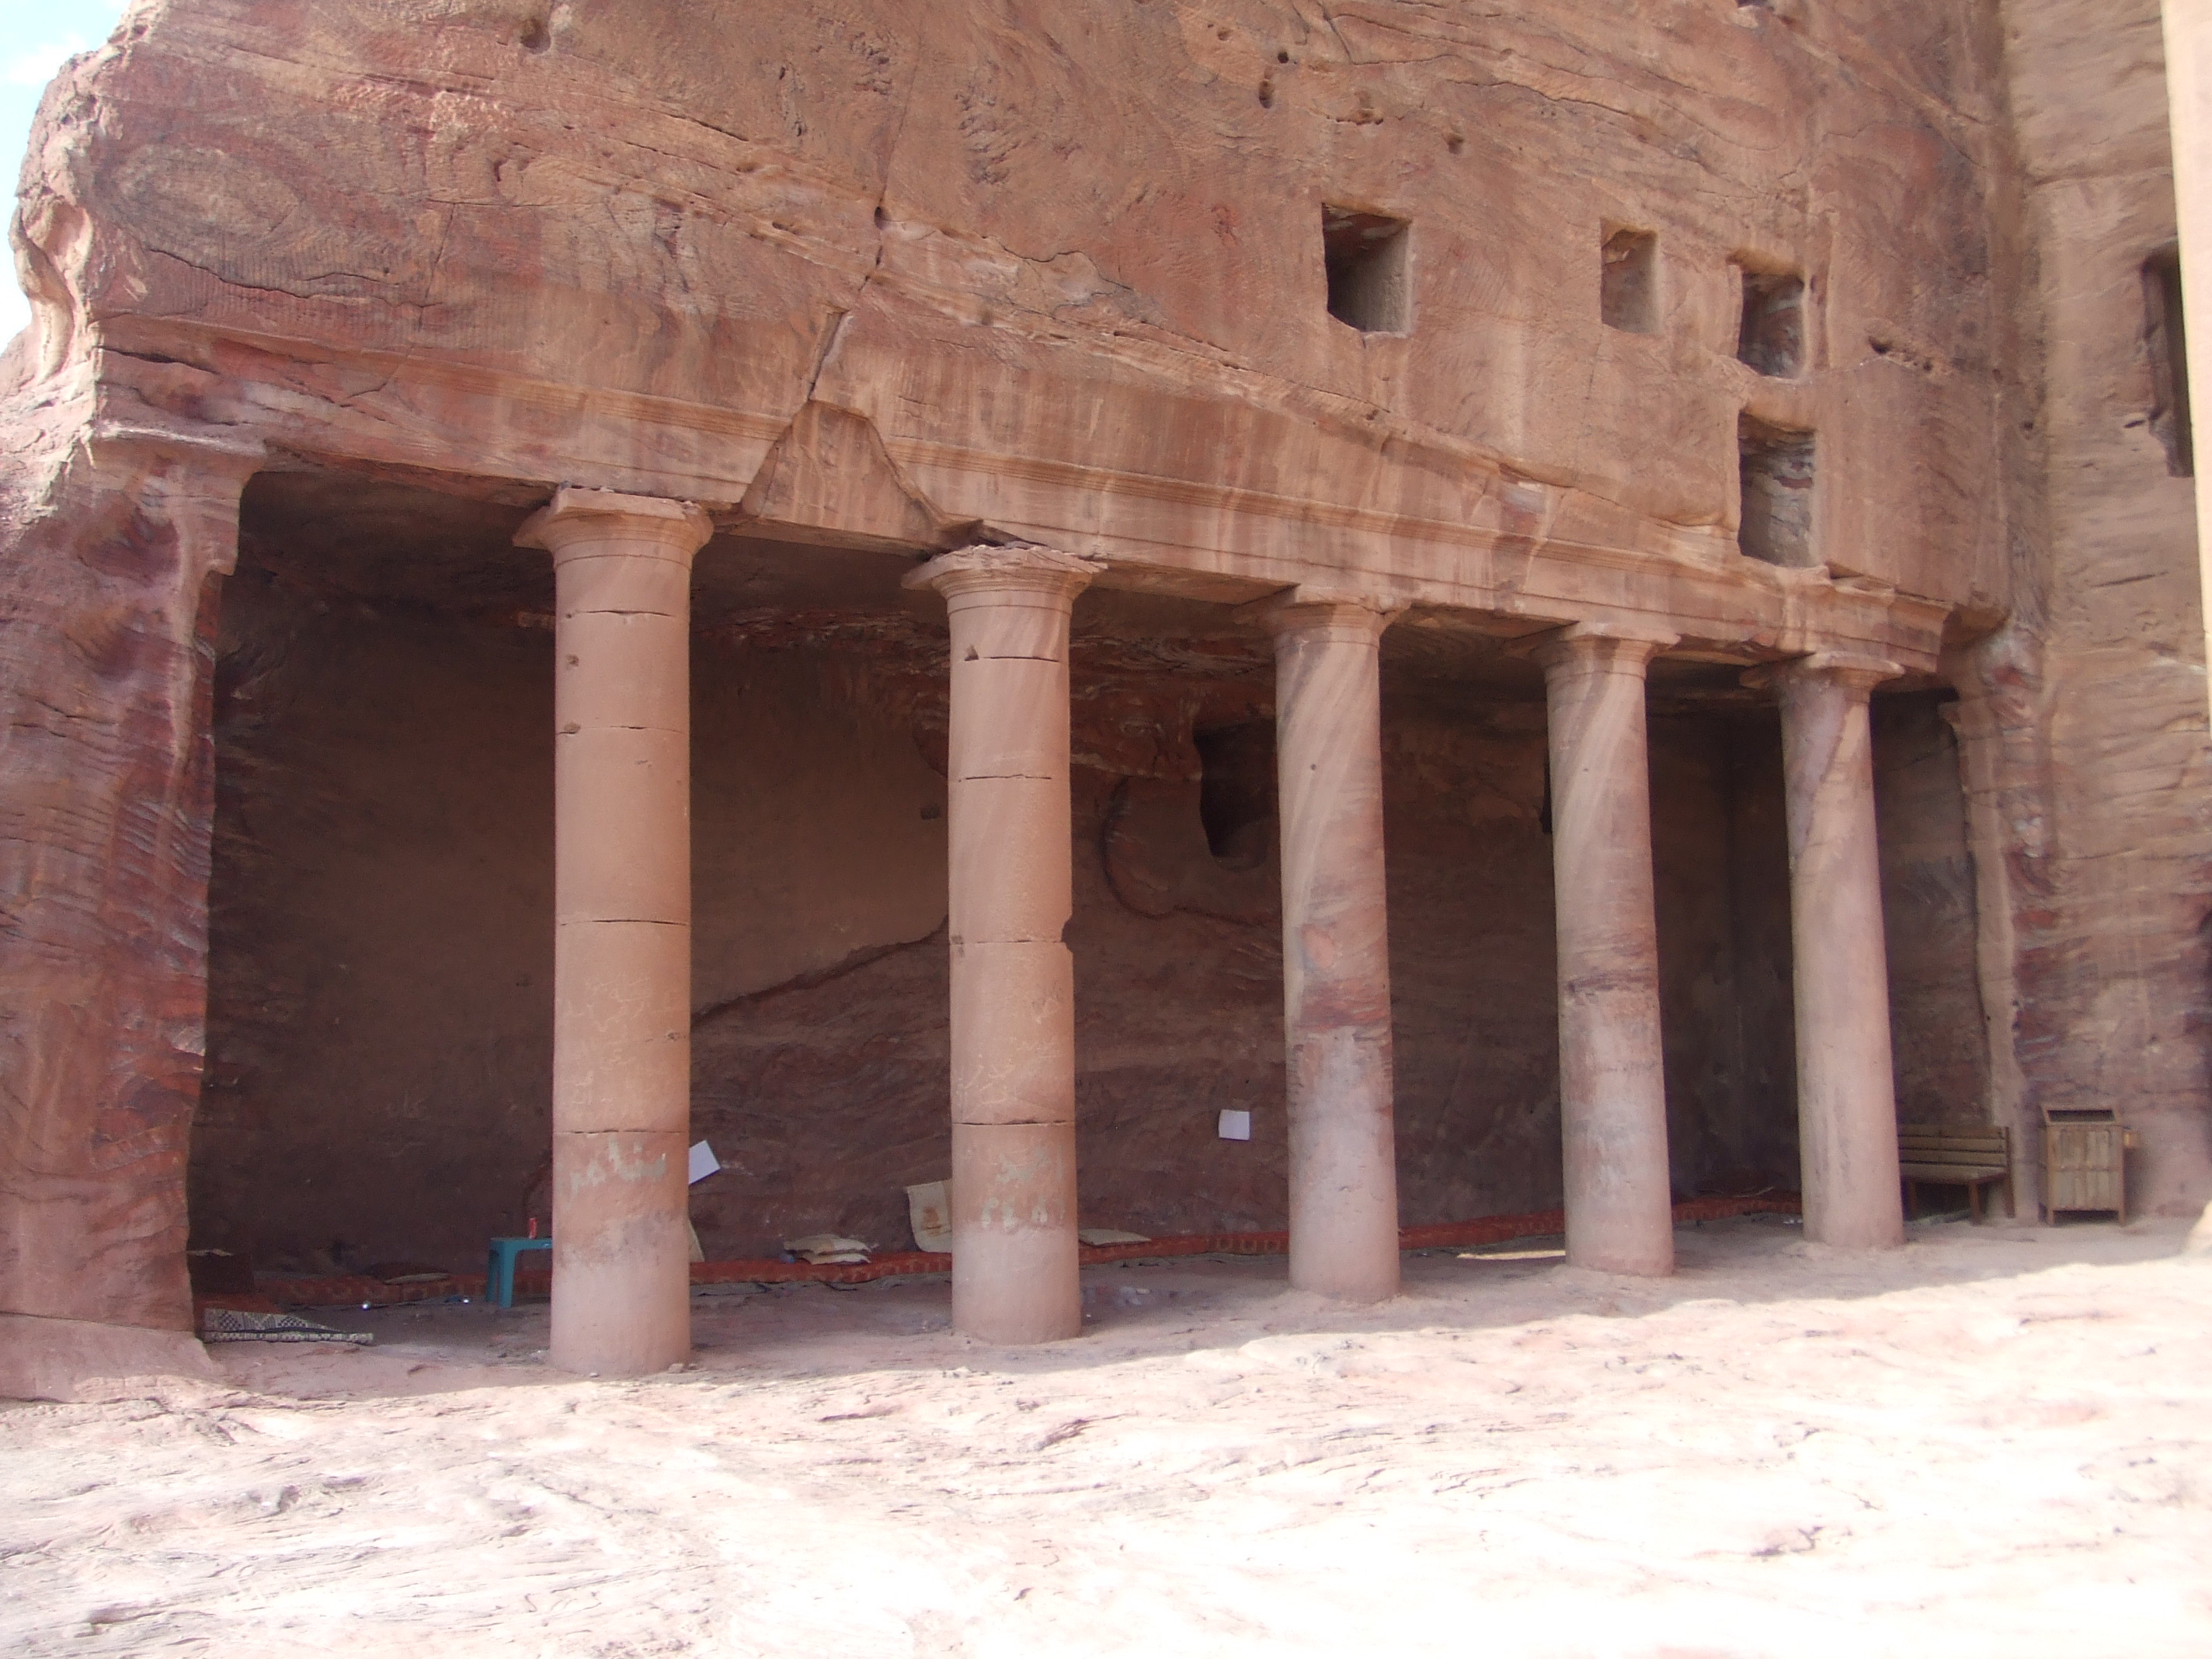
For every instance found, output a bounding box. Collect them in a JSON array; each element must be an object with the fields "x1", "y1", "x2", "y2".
[
  {"x1": 1737, "y1": 266, "x2": 1806, "y2": 377},
  {"x1": 2144, "y1": 247, "x2": 2193, "y2": 478},
  {"x1": 1738, "y1": 416, "x2": 1817, "y2": 566},
  {"x1": 1323, "y1": 207, "x2": 1410, "y2": 333},
  {"x1": 1602, "y1": 228, "x2": 1659, "y2": 333}
]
